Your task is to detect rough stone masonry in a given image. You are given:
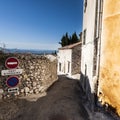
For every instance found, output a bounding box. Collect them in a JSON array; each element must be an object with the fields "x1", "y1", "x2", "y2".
[{"x1": 0, "y1": 53, "x2": 57, "y2": 99}]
